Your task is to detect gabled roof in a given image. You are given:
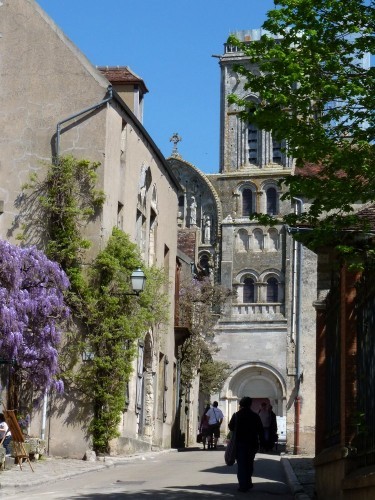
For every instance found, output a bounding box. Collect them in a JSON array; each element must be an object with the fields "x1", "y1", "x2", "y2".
[{"x1": 97, "y1": 66, "x2": 148, "y2": 94}]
